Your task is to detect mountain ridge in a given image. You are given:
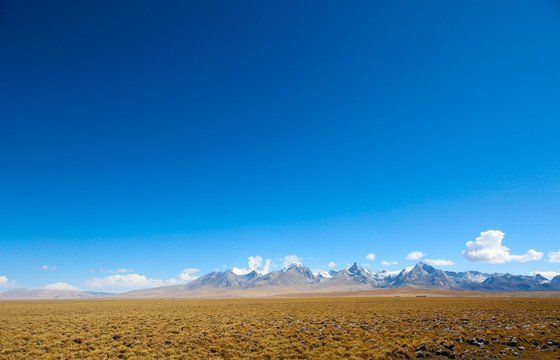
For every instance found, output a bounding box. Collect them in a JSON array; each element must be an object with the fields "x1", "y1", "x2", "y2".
[
  {"x1": 113, "y1": 262, "x2": 560, "y2": 299},
  {"x1": 2, "y1": 262, "x2": 559, "y2": 299}
]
